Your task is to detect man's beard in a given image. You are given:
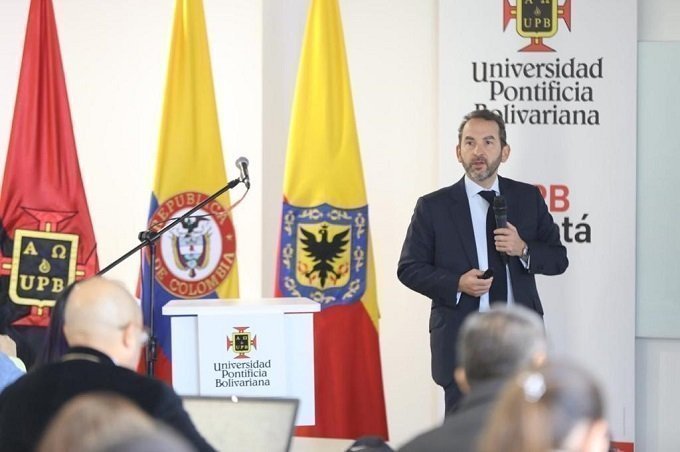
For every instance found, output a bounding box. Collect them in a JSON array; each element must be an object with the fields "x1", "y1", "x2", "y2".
[{"x1": 463, "y1": 154, "x2": 502, "y2": 185}]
